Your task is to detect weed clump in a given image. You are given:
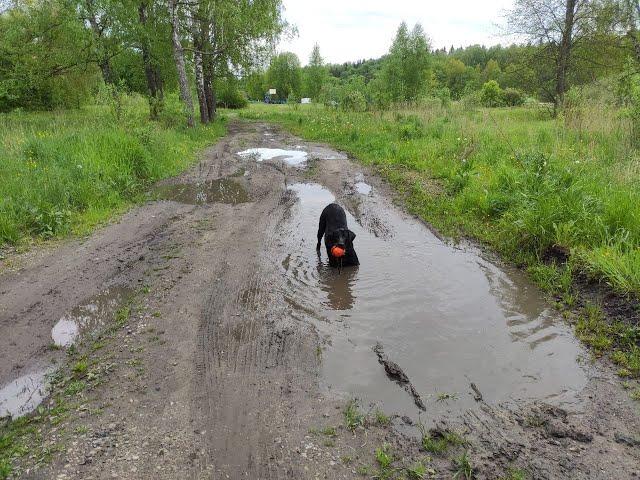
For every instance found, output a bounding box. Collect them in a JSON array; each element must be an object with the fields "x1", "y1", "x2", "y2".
[{"x1": 344, "y1": 400, "x2": 365, "y2": 431}]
